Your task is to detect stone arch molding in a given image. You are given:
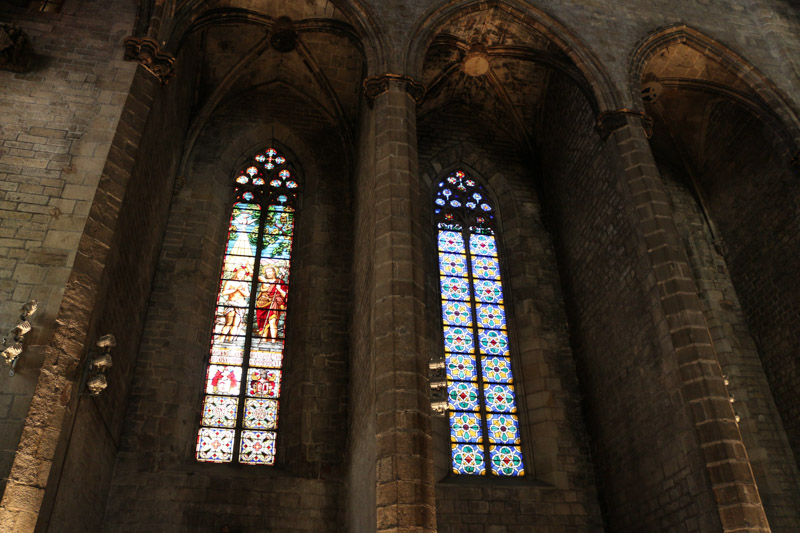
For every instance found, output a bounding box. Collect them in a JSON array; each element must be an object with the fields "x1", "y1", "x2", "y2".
[
  {"x1": 405, "y1": 0, "x2": 621, "y2": 113},
  {"x1": 129, "y1": 0, "x2": 387, "y2": 74},
  {"x1": 629, "y1": 23, "x2": 800, "y2": 150}
]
